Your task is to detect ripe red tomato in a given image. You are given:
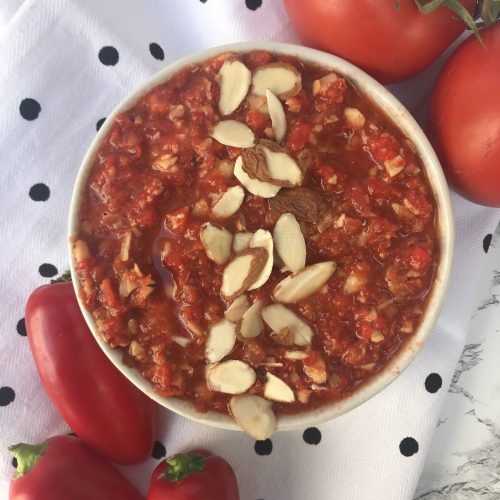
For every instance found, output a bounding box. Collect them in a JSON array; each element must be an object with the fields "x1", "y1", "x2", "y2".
[
  {"x1": 428, "y1": 24, "x2": 500, "y2": 207},
  {"x1": 147, "y1": 450, "x2": 240, "y2": 500},
  {"x1": 25, "y1": 281, "x2": 157, "y2": 464},
  {"x1": 283, "y1": 0, "x2": 476, "y2": 83},
  {"x1": 9, "y1": 435, "x2": 143, "y2": 500}
]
